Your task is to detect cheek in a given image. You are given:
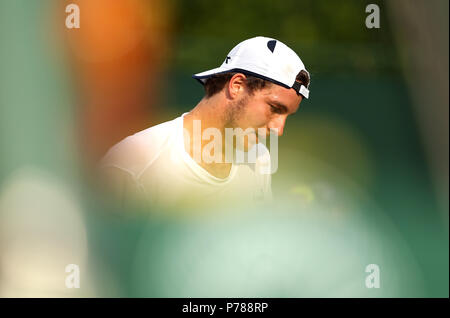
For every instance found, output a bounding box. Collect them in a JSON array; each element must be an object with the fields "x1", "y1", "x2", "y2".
[{"x1": 242, "y1": 102, "x2": 271, "y2": 127}]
